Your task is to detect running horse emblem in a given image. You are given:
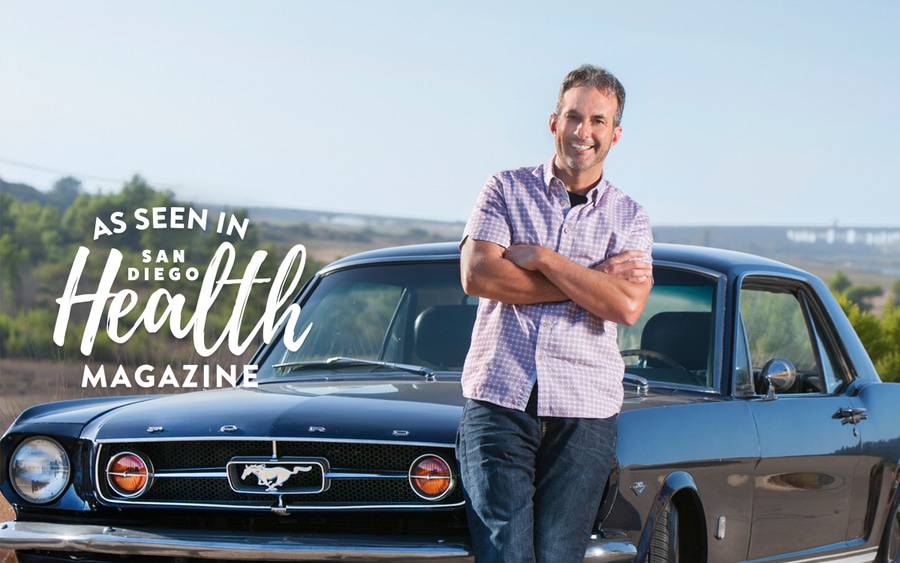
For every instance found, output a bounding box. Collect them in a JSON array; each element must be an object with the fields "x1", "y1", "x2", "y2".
[{"x1": 240, "y1": 464, "x2": 312, "y2": 491}]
